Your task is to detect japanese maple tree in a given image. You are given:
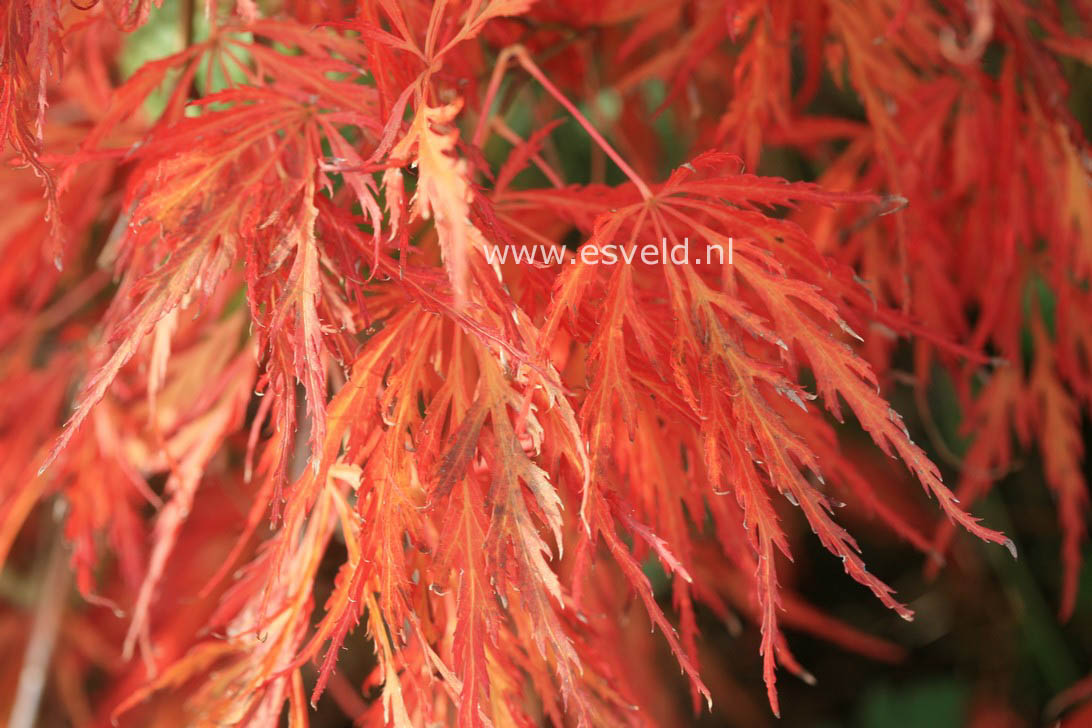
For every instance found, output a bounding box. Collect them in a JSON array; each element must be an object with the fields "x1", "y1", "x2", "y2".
[{"x1": 1, "y1": 1, "x2": 1090, "y2": 726}]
